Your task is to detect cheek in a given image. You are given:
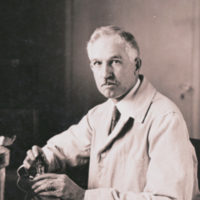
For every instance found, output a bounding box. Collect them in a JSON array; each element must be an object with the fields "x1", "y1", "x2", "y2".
[
  {"x1": 116, "y1": 71, "x2": 136, "y2": 88},
  {"x1": 93, "y1": 73, "x2": 101, "y2": 87}
]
